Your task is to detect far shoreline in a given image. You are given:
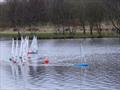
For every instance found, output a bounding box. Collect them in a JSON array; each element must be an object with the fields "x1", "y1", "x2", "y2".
[{"x1": 0, "y1": 31, "x2": 119, "y2": 39}]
